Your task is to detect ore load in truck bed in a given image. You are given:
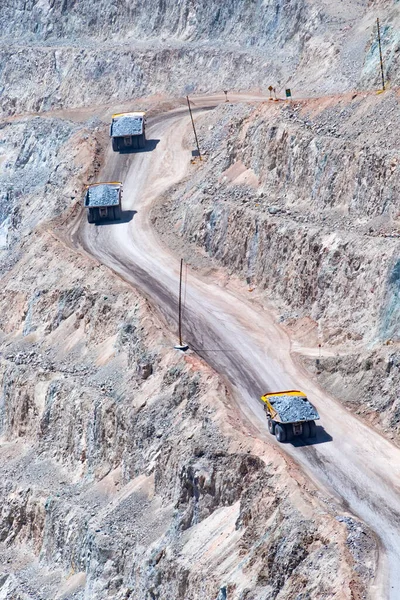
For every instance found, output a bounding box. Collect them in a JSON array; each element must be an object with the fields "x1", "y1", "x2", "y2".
[
  {"x1": 84, "y1": 184, "x2": 120, "y2": 207},
  {"x1": 267, "y1": 392, "x2": 319, "y2": 423},
  {"x1": 110, "y1": 114, "x2": 144, "y2": 137}
]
